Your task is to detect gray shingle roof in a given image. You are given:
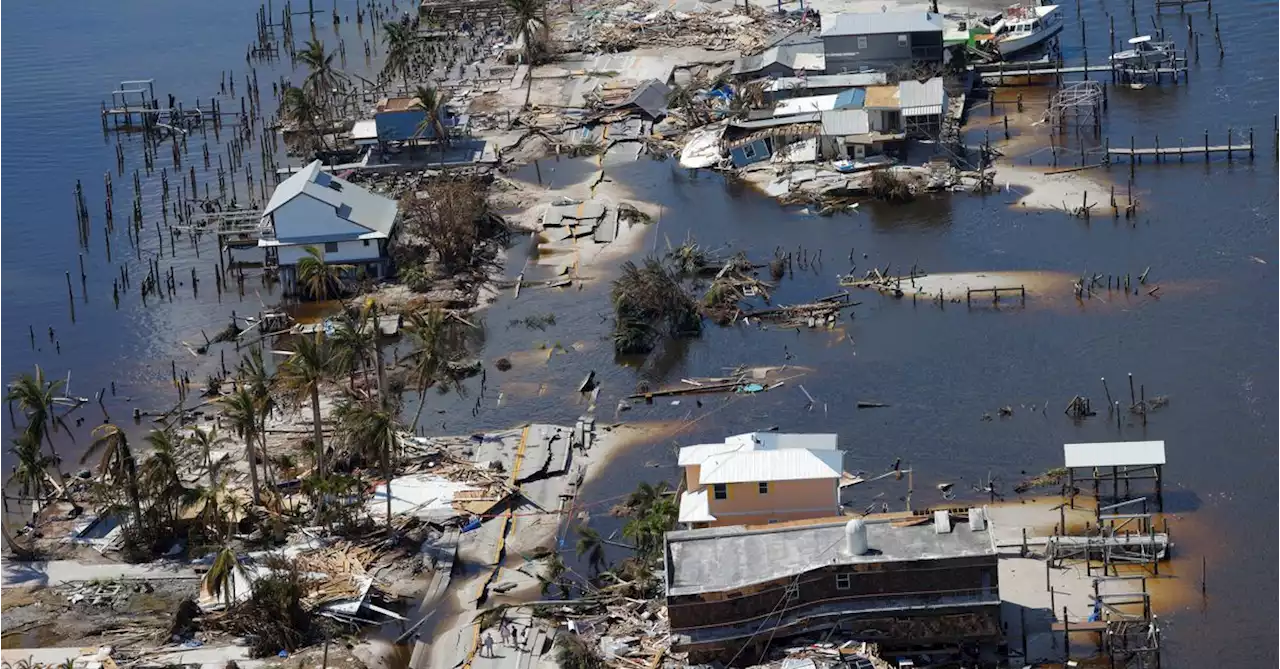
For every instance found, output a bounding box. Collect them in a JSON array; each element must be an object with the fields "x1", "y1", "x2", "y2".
[{"x1": 820, "y1": 11, "x2": 943, "y2": 37}]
